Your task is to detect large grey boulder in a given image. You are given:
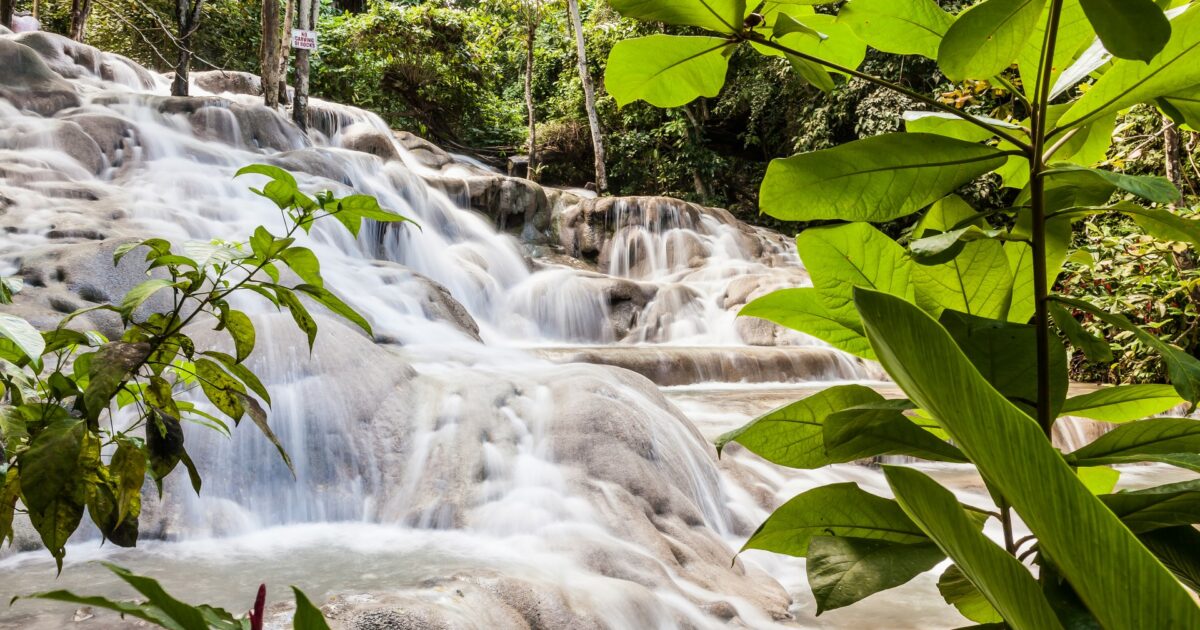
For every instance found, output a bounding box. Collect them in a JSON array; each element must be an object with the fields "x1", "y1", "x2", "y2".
[{"x1": 0, "y1": 37, "x2": 80, "y2": 115}]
